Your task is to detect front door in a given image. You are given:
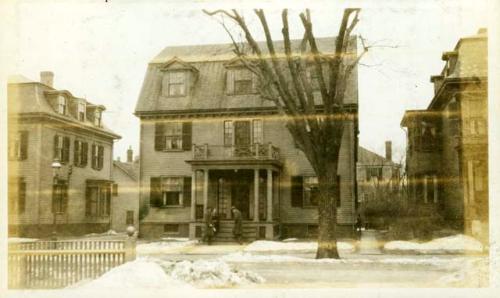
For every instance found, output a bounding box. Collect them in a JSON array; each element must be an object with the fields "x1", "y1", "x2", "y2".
[
  {"x1": 234, "y1": 121, "x2": 251, "y2": 157},
  {"x1": 231, "y1": 176, "x2": 250, "y2": 220}
]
